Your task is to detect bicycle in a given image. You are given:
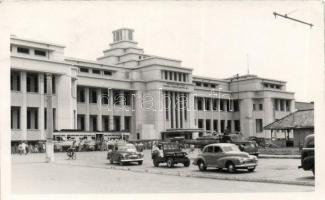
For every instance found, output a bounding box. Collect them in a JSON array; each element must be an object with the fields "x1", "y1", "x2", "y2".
[{"x1": 67, "y1": 147, "x2": 76, "y2": 160}]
